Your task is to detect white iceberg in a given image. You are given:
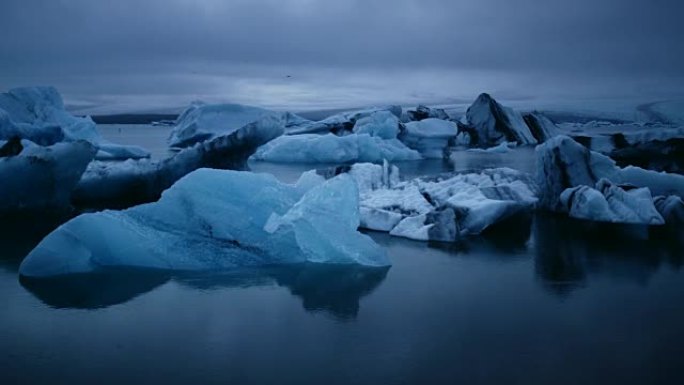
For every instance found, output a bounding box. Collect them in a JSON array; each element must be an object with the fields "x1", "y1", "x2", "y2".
[
  {"x1": 335, "y1": 163, "x2": 538, "y2": 242},
  {"x1": 403, "y1": 105, "x2": 450, "y2": 122},
  {"x1": 465, "y1": 93, "x2": 537, "y2": 147},
  {"x1": 0, "y1": 140, "x2": 97, "y2": 212},
  {"x1": 400, "y1": 118, "x2": 459, "y2": 158},
  {"x1": 522, "y1": 112, "x2": 559, "y2": 143},
  {"x1": 0, "y1": 87, "x2": 149, "y2": 160},
  {"x1": 252, "y1": 133, "x2": 421, "y2": 163},
  {"x1": 168, "y1": 102, "x2": 277, "y2": 148},
  {"x1": 73, "y1": 115, "x2": 284, "y2": 208},
  {"x1": 19, "y1": 169, "x2": 389, "y2": 278}
]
